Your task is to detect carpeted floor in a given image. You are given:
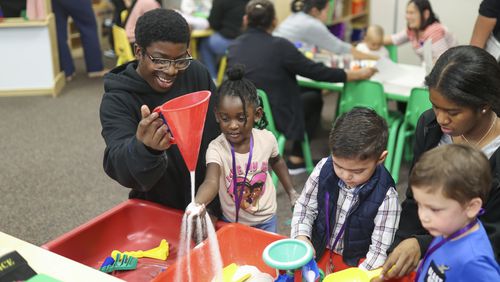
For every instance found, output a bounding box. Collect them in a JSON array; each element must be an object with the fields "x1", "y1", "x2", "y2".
[{"x1": 0, "y1": 56, "x2": 409, "y2": 246}]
